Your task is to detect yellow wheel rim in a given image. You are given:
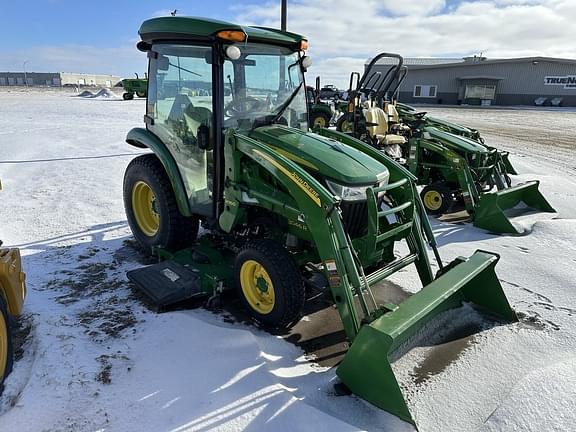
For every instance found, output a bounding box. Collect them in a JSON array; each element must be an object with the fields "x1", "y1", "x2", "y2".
[
  {"x1": 132, "y1": 181, "x2": 160, "y2": 237},
  {"x1": 240, "y1": 260, "x2": 275, "y2": 315},
  {"x1": 341, "y1": 120, "x2": 352, "y2": 133},
  {"x1": 313, "y1": 116, "x2": 327, "y2": 128},
  {"x1": 0, "y1": 311, "x2": 8, "y2": 379},
  {"x1": 423, "y1": 190, "x2": 443, "y2": 211}
]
